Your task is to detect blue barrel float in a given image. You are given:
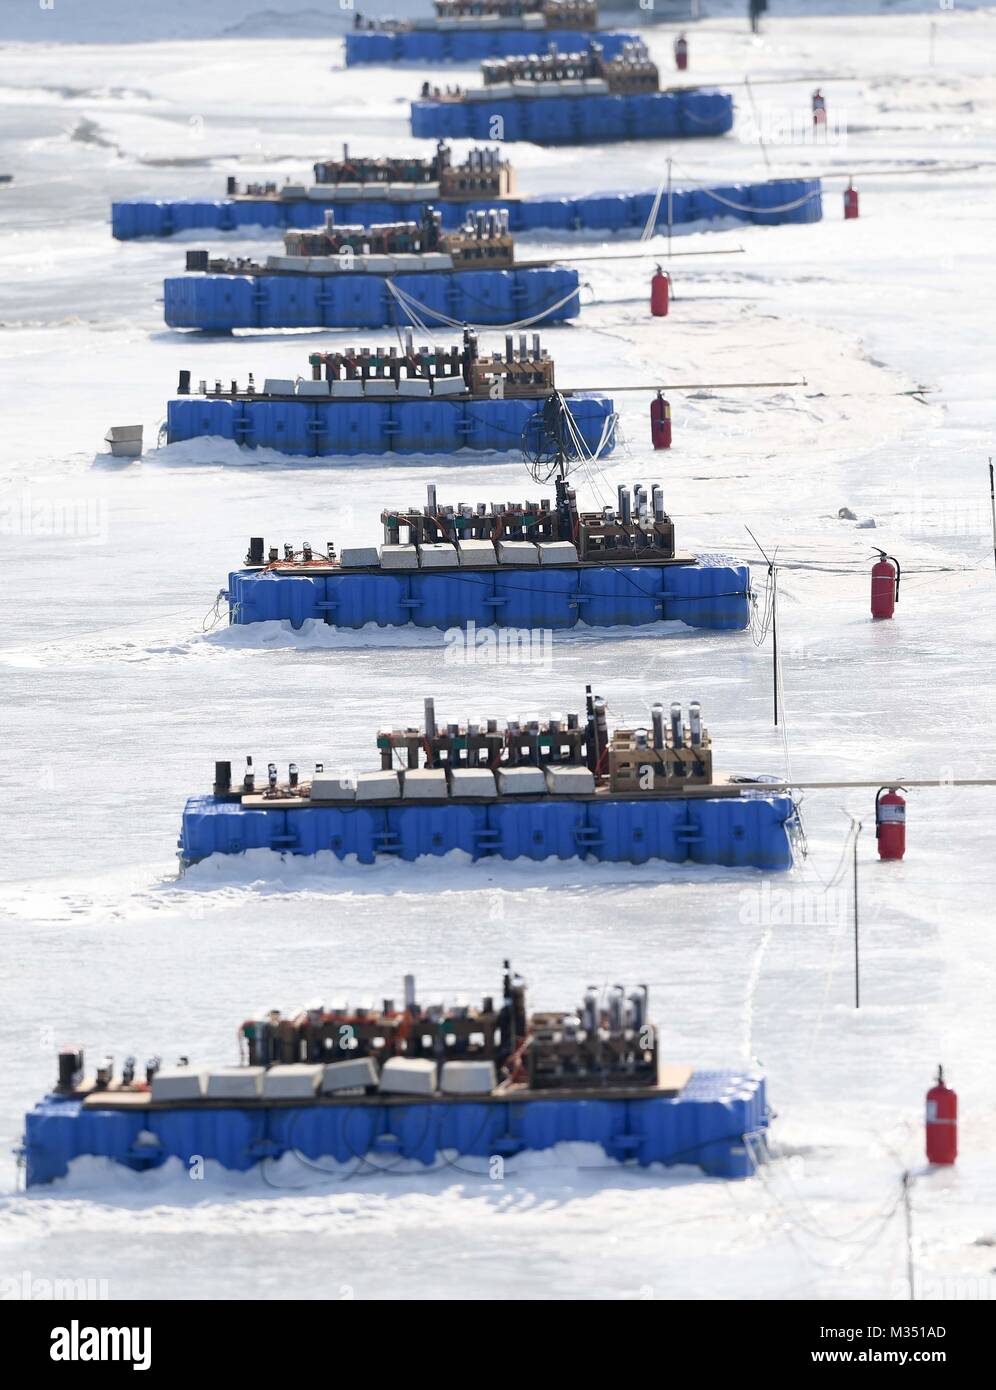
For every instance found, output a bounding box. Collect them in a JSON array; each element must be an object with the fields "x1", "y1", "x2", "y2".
[
  {"x1": 177, "y1": 791, "x2": 795, "y2": 872},
  {"x1": 225, "y1": 557, "x2": 751, "y2": 633},
  {"x1": 164, "y1": 393, "x2": 616, "y2": 459},
  {"x1": 22, "y1": 1068, "x2": 768, "y2": 1186},
  {"x1": 163, "y1": 266, "x2": 580, "y2": 331},
  {"x1": 113, "y1": 177, "x2": 821, "y2": 239},
  {"x1": 410, "y1": 88, "x2": 735, "y2": 146},
  {"x1": 345, "y1": 28, "x2": 640, "y2": 66}
]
